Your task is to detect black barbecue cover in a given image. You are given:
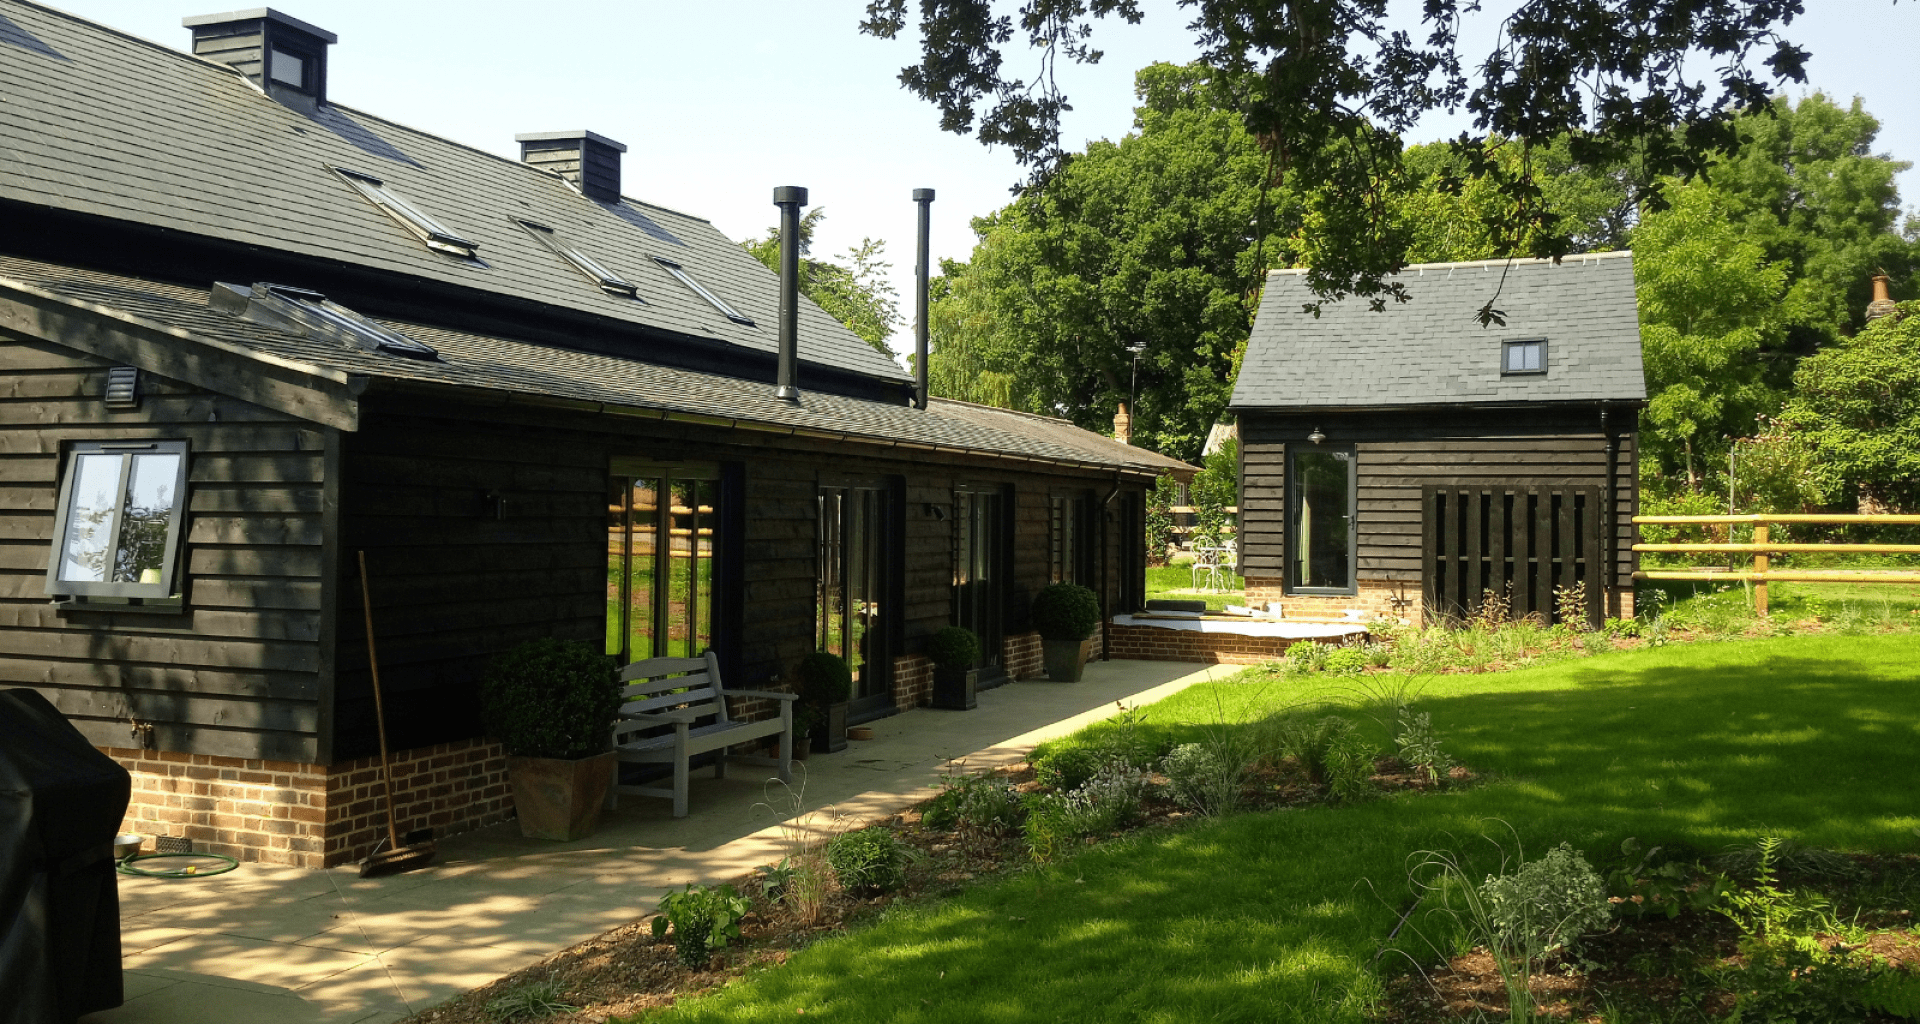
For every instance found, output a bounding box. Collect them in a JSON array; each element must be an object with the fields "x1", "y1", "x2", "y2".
[{"x1": 0, "y1": 689, "x2": 130, "y2": 1024}]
